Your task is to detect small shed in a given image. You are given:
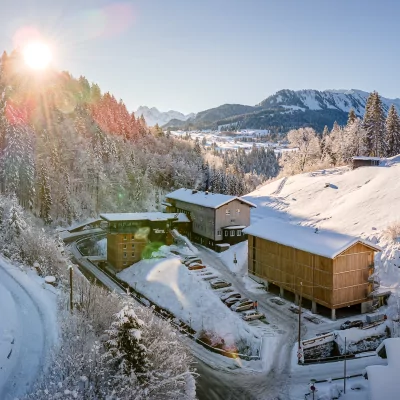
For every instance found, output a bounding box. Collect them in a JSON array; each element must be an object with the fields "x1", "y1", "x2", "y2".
[{"x1": 352, "y1": 156, "x2": 380, "y2": 170}]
